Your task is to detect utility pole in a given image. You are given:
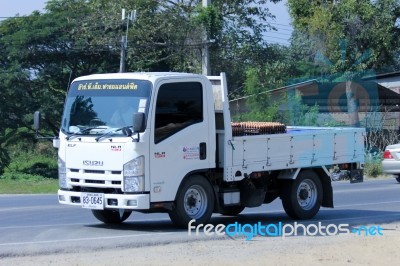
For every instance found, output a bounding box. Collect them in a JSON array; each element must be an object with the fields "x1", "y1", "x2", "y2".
[
  {"x1": 202, "y1": 0, "x2": 211, "y2": 76},
  {"x1": 120, "y1": 9, "x2": 137, "y2": 73},
  {"x1": 119, "y1": 35, "x2": 127, "y2": 73}
]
